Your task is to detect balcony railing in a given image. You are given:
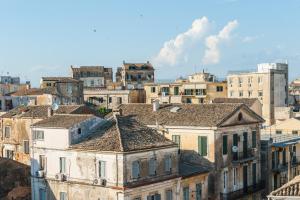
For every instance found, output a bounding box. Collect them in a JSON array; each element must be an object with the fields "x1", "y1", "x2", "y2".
[
  {"x1": 220, "y1": 181, "x2": 265, "y2": 200},
  {"x1": 272, "y1": 162, "x2": 288, "y2": 172},
  {"x1": 232, "y1": 148, "x2": 256, "y2": 163}
]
